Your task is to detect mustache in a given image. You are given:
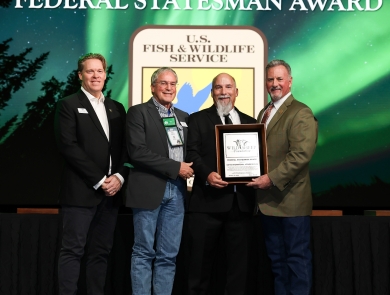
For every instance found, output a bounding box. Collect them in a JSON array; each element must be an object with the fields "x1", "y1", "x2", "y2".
[
  {"x1": 271, "y1": 87, "x2": 281, "y2": 91},
  {"x1": 218, "y1": 95, "x2": 230, "y2": 99}
]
